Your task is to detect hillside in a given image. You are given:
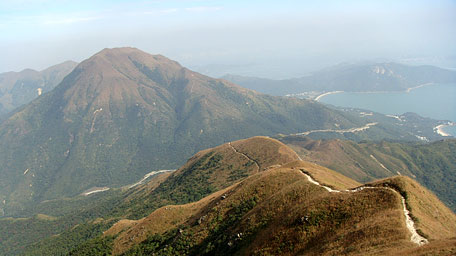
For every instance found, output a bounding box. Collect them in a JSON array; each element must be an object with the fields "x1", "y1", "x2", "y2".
[
  {"x1": 4, "y1": 137, "x2": 299, "y2": 255},
  {"x1": 3, "y1": 137, "x2": 455, "y2": 255},
  {"x1": 74, "y1": 160, "x2": 456, "y2": 255},
  {"x1": 279, "y1": 136, "x2": 456, "y2": 212},
  {"x1": 112, "y1": 136, "x2": 302, "y2": 219},
  {"x1": 4, "y1": 47, "x2": 436, "y2": 217},
  {"x1": 223, "y1": 62, "x2": 456, "y2": 96},
  {"x1": 0, "y1": 61, "x2": 77, "y2": 118}
]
